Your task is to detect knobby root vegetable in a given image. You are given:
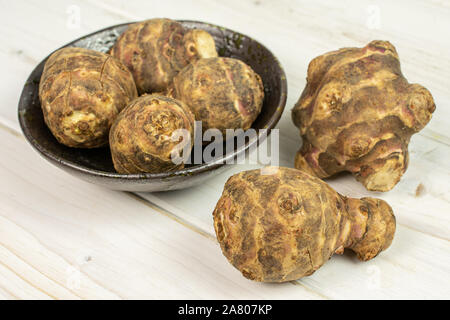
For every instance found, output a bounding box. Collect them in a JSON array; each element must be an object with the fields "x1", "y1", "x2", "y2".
[
  {"x1": 109, "y1": 94, "x2": 195, "y2": 174},
  {"x1": 111, "y1": 18, "x2": 218, "y2": 94},
  {"x1": 39, "y1": 47, "x2": 138, "y2": 148},
  {"x1": 213, "y1": 167, "x2": 396, "y2": 282},
  {"x1": 171, "y1": 57, "x2": 264, "y2": 134},
  {"x1": 292, "y1": 40, "x2": 436, "y2": 191}
]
